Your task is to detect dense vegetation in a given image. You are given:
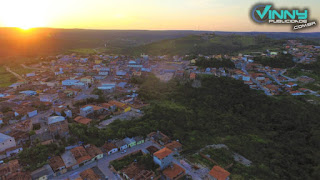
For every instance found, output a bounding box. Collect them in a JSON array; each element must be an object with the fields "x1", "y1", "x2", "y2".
[
  {"x1": 254, "y1": 53, "x2": 295, "y2": 68},
  {"x1": 104, "y1": 74, "x2": 320, "y2": 179},
  {"x1": 128, "y1": 34, "x2": 285, "y2": 56},
  {"x1": 195, "y1": 57, "x2": 235, "y2": 69},
  {"x1": 18, "y1": 144, "x2": 65, "y2": 171}
]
